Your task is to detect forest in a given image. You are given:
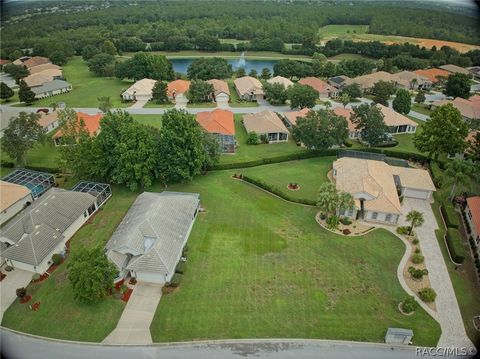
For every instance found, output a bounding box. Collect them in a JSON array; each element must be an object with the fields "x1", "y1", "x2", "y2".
[{"x1": 1, "y1": 0, "x2": 479, "y2": 62}]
